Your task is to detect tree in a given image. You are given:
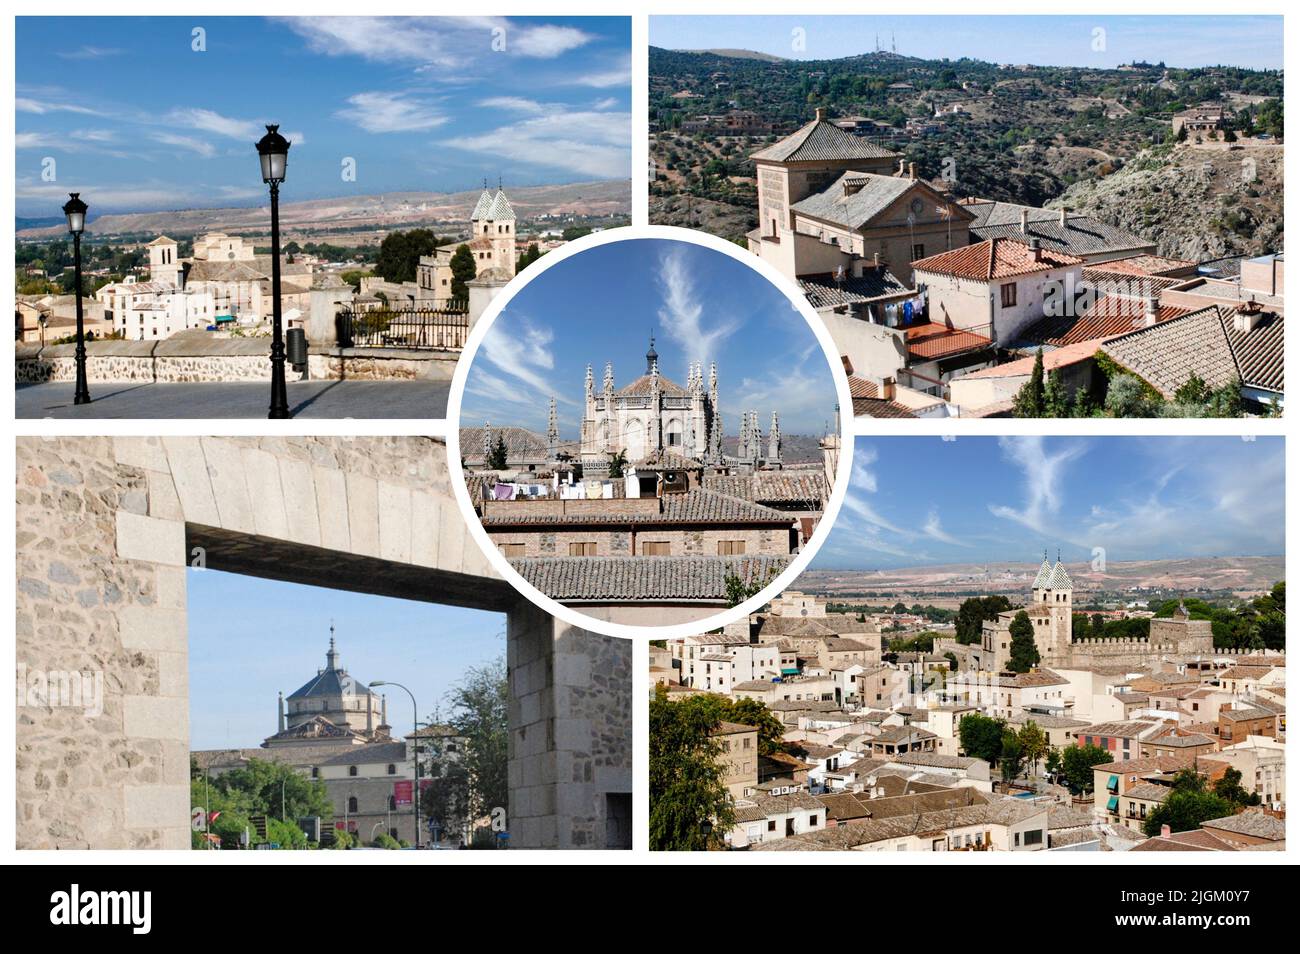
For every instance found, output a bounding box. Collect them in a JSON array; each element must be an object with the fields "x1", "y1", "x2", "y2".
[
  {"x1": 443, "y1": 658, "x2": 508, "y2": 825},
  {"x1": 1143, "y1": 790, "x2": 1236, "y2": 837},
  {"x1": 375, "y1": 229, "x2": 438, "y2": 284},
  {"x1": 649, "y1": 686, "x2": 735, "y2": 850},
  {"x1": 486, "y1": 434, "x2": 508, "y2": 471},
  {"x1": 1042, "y1": 369, "x2": 1070, "y2": 418},
  {"x1": 1060, "y1": 743, "x2": 1112, "y2": 795},
  {"x1": 958, "y1": 713, "x2": 1005, "y2": 764},
  {"x1": 1104, "y1": 373, "x2": 1159, "y2": 417},
  {"x1": 955, "y1": 595, "x2": 1012, "y2": 645},
  {"x1": 1017, "y1": 721, "x2": 1049, "y2": 780},
  {"x1": 420, "y1": 746, "x2": 471, "y2": 845},
  {"x1": 999, "y1": 728, "x2": 1024, "y2": 784},
  {"x1": 450, "y1": 244, "x2": 477, "y2": 300},
  {"x1": 1211, "y1": 767, "x2": 1260, "y2": 807},
  {"x1": 607, "y1": 449, "x2": 628, "y2": 478},
  {"x1": 1012, "y1": 349, "x2": 1046, "y2": 417},
  {"x1": 1007, "y1": 610, "x2": 1040, "y2": 673}
]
